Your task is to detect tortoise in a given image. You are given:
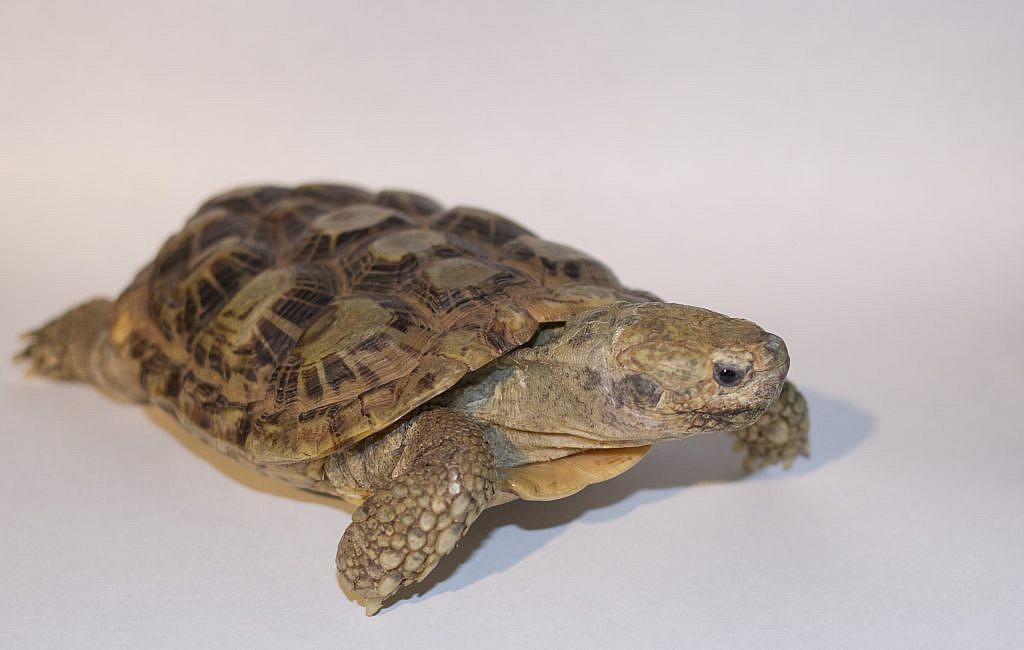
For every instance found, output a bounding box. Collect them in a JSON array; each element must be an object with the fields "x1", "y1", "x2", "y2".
[{"x1": 18, "y1": 183, "x2": 810, "y2": 615}]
